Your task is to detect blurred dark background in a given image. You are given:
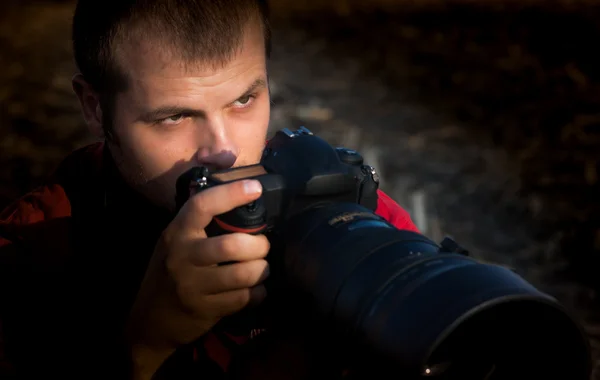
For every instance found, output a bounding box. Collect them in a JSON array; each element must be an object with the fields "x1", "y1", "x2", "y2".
[{"x1": 1, "y1": 0, "x2": 600, "y2": 377}]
